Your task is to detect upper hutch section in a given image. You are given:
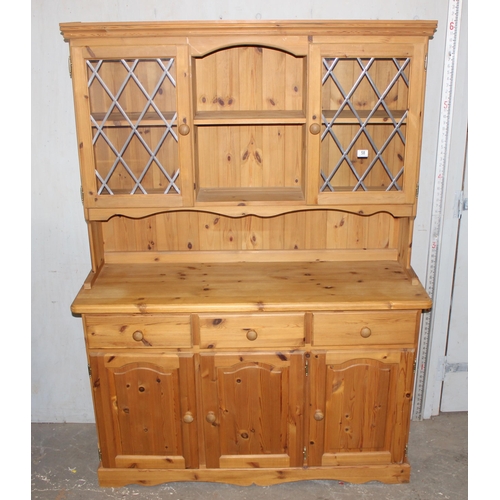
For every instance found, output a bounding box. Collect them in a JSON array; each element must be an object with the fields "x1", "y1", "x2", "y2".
[{"x1": 61, "y1": 20, "x2": 436, "y2": 221}]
